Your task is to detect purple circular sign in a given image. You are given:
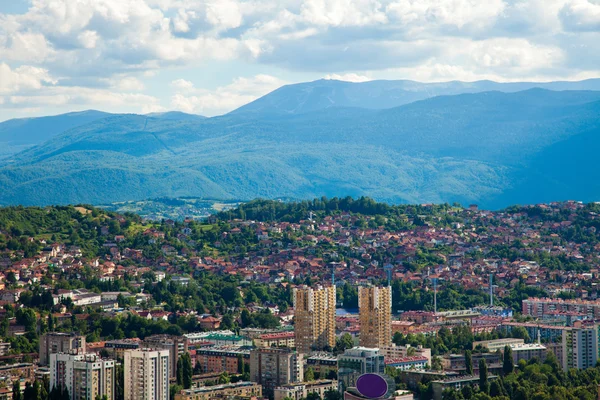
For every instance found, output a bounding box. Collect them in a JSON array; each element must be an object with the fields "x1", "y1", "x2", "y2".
[{"x1": 356, "y1": 374, "x2": 388, "y2": 399}]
